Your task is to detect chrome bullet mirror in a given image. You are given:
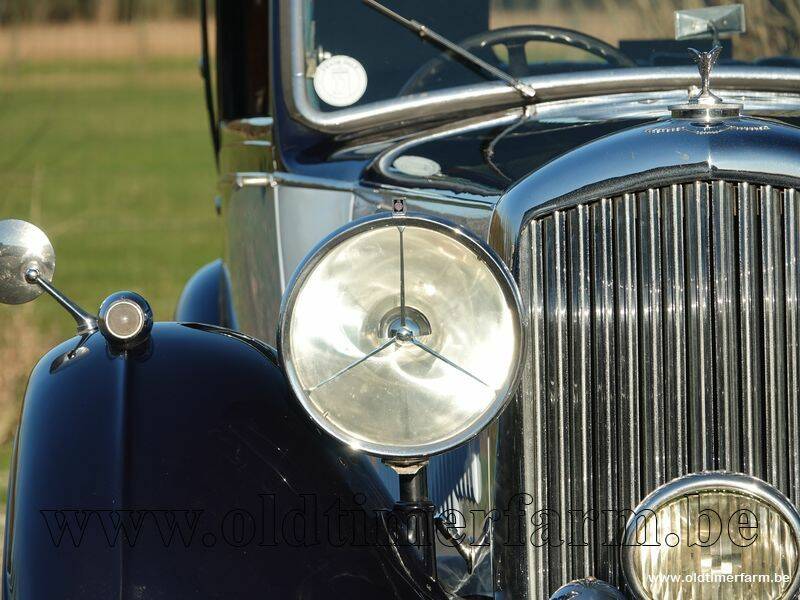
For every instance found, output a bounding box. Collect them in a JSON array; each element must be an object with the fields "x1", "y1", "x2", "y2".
[
  {"x1": 0, "y1": 219, "x2": 55, "y2": 305},
  {"x1": 0, "y1": 218, "x2": 97, "y2": 334}
]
